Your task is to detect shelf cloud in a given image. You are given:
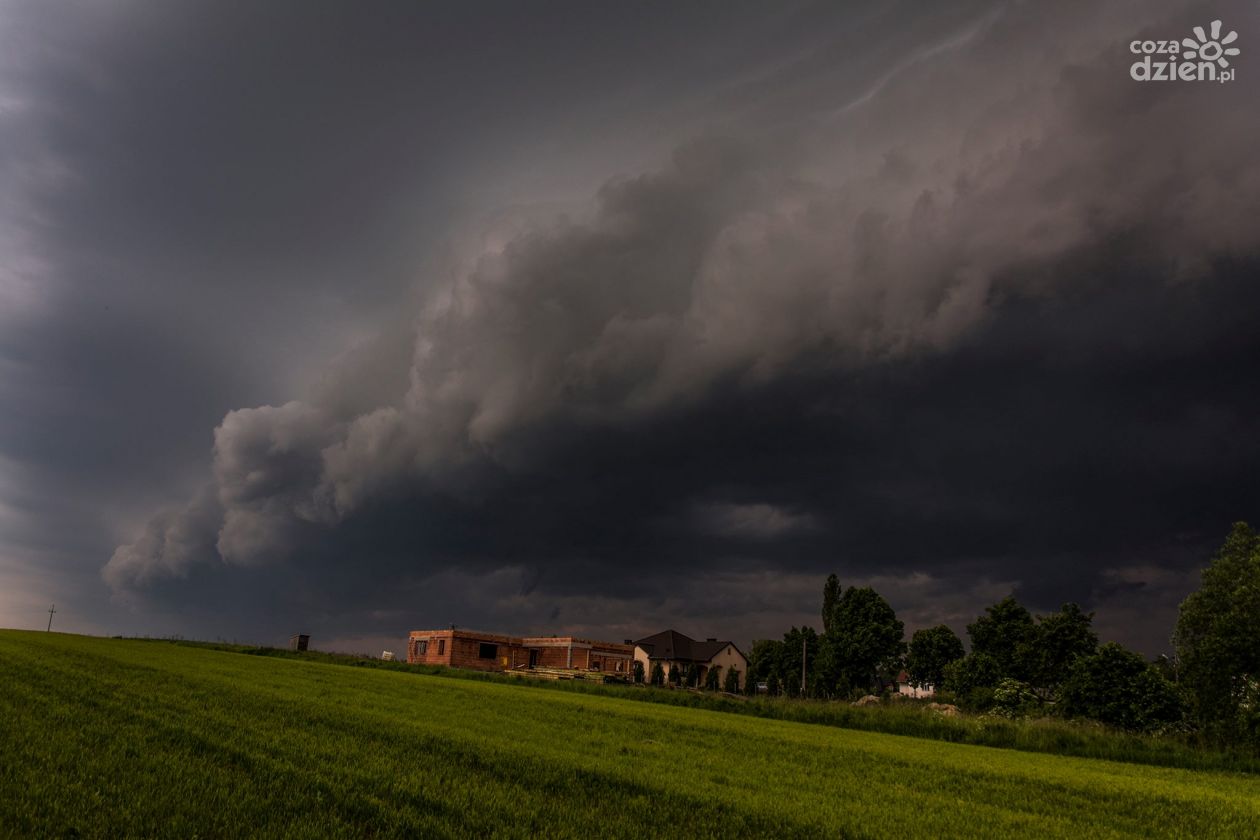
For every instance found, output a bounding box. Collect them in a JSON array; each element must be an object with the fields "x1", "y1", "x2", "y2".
[{"x1": 2, "y1": 0, "x2": 1256, "y2": 652}]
